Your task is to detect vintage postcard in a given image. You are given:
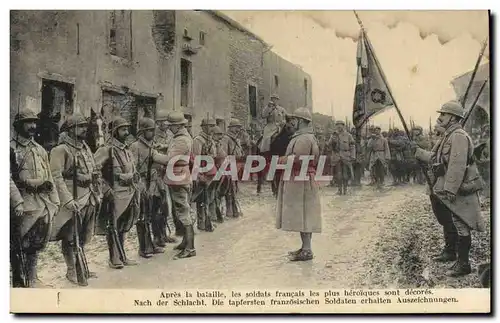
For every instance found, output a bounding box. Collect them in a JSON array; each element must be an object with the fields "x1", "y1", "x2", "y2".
[{"x1": 9, "y1": 9, "x2": 491, "y2": 314}]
